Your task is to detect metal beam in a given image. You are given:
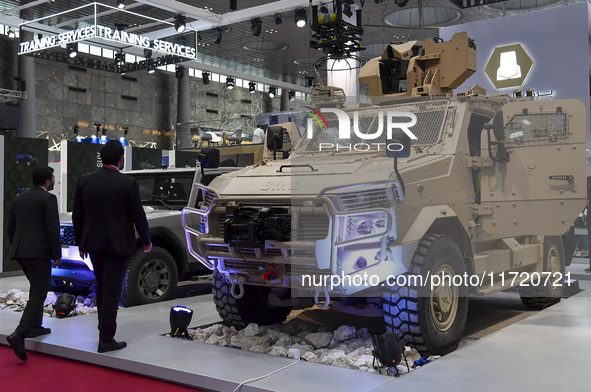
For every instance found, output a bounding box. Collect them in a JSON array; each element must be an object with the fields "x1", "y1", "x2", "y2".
[
  {"x1": 1, "y1": 0, "x2": 50, "y2": 16},
  {"x1": 134, "y1": 0, "x2": 221, "y2": 23},
  {"x1": 53, "y1": 2, "x2": 143, "y2": 28}
]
